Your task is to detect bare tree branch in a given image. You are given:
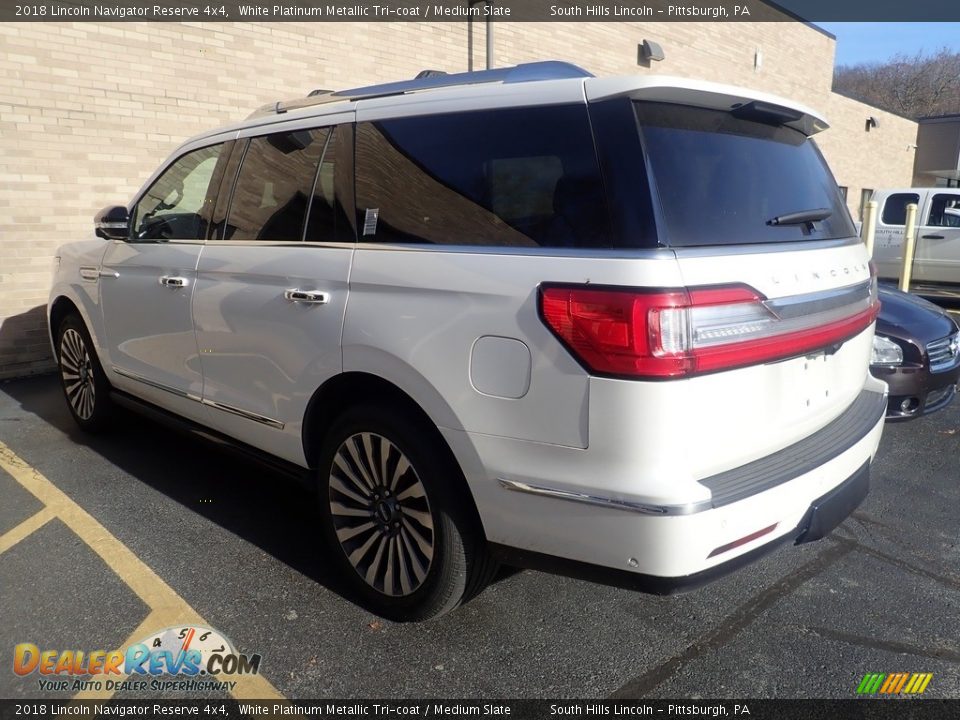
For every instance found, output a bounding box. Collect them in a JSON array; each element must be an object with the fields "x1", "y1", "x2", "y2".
[{"x1": 833, "y1": 48, "x2": 960, "y2": 119}]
